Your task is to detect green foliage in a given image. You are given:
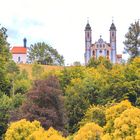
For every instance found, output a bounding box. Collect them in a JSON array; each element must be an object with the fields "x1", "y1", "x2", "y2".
[
  {"x1": 124, "y1": 20, "x2": 140, "y2": 59},
  {"x1": 28, "y1": 42, "x2": 64, "y2": 65},
  {"x1": 79, "y1": 105, "x2": 106, "y2": 127},
  {"x1": 59, "y1": 66, "x2": 86, "y2": 91},
  {"x1": 65, "y1": 78, "x2": 90, "y2": 133},
  {"x1": 87, "y1": 56, "x2": 113, "y2": 69},
  {"x1": 0, "y1": 26, "x2": 11, "y2": 94},
  {"x1": 0, "y1": 94, "x2": 24, "y2": 139}
]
